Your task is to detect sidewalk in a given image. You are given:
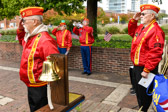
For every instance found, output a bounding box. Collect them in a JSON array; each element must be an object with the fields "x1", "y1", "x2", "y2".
[{"x1": 0, "y1": 60, "x2": 152, "y2": 112}]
